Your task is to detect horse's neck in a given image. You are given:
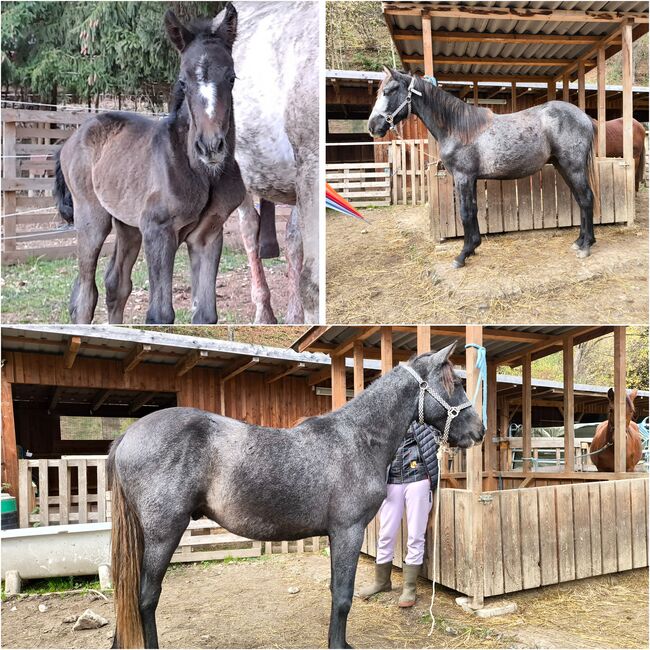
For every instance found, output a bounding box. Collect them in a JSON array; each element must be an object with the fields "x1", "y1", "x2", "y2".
[
  {"x1": 330, "y1": 367, "x2": 418, "y2": 470},
  {"x1": 605, "y1": 413, "x2": 632, "y2": 441}
]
